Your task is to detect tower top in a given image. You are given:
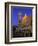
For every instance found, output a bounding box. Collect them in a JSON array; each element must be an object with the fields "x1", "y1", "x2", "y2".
[{"x1": 18, "y1": 12, "x2": 22, "y2": 16}]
